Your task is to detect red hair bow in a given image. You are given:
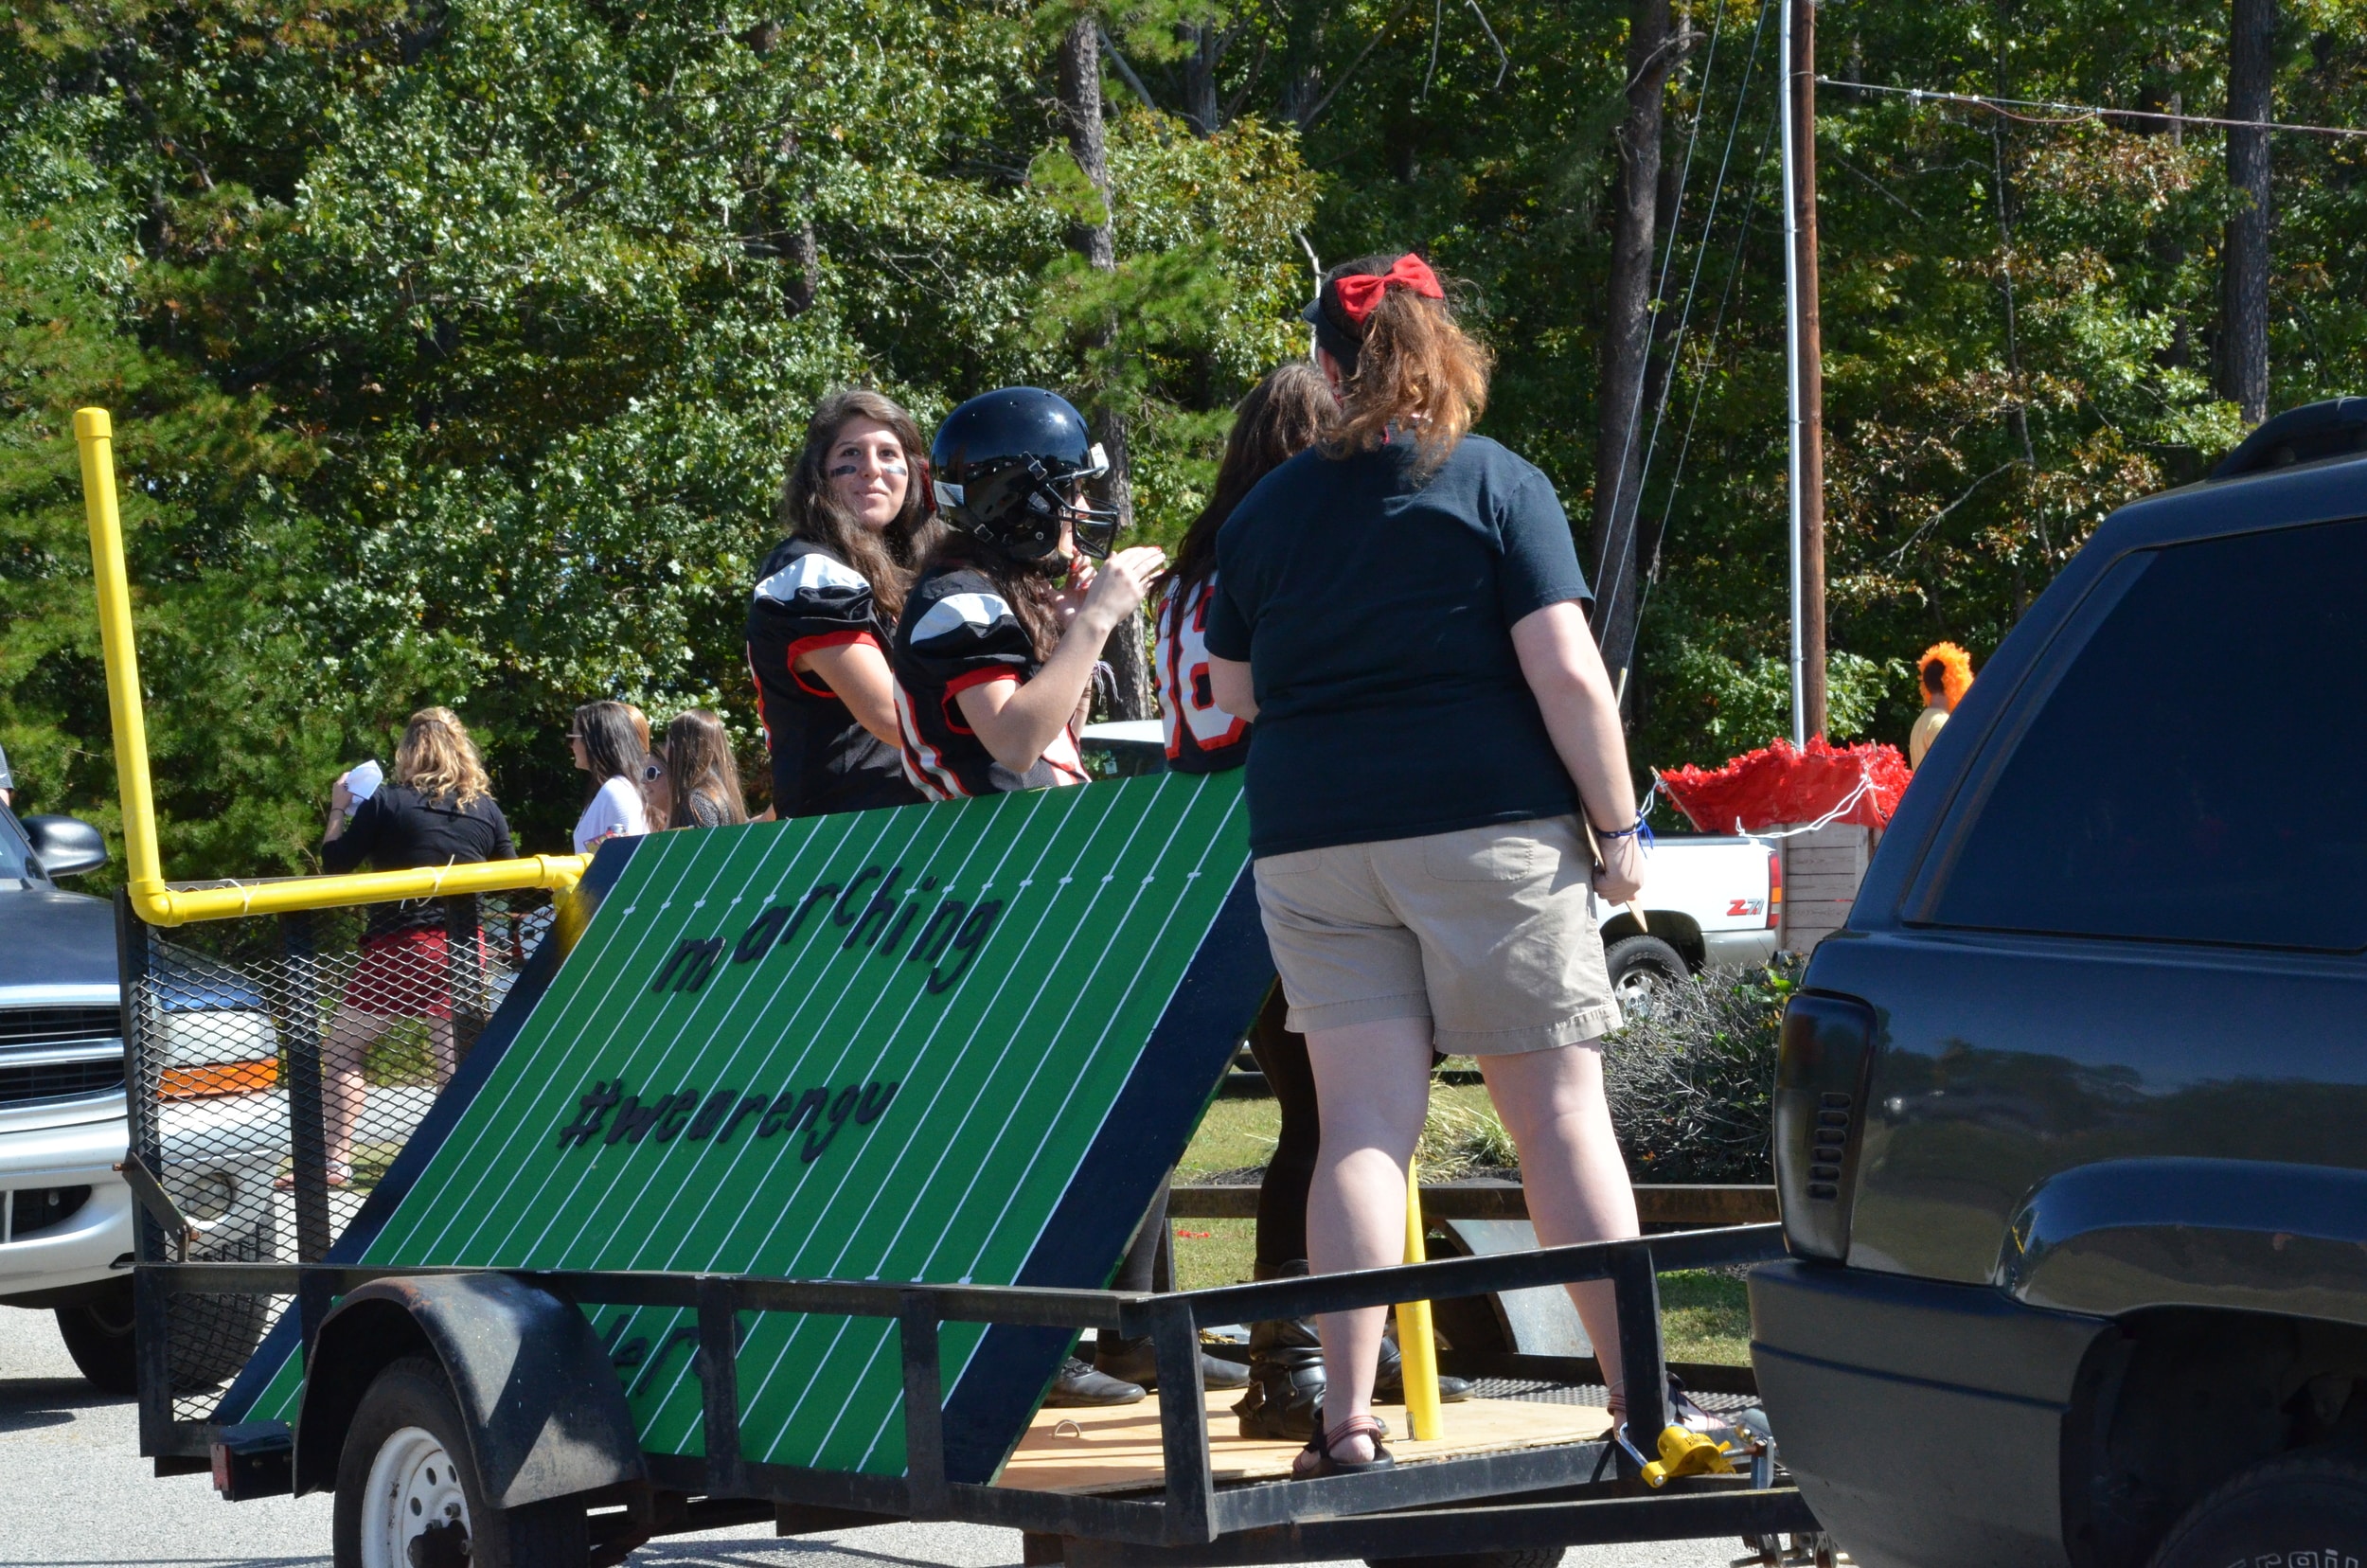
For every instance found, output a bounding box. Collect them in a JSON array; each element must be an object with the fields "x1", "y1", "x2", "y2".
[{"x1": 1332, "y1": 253, "x2": 1445, "y2": 325}]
